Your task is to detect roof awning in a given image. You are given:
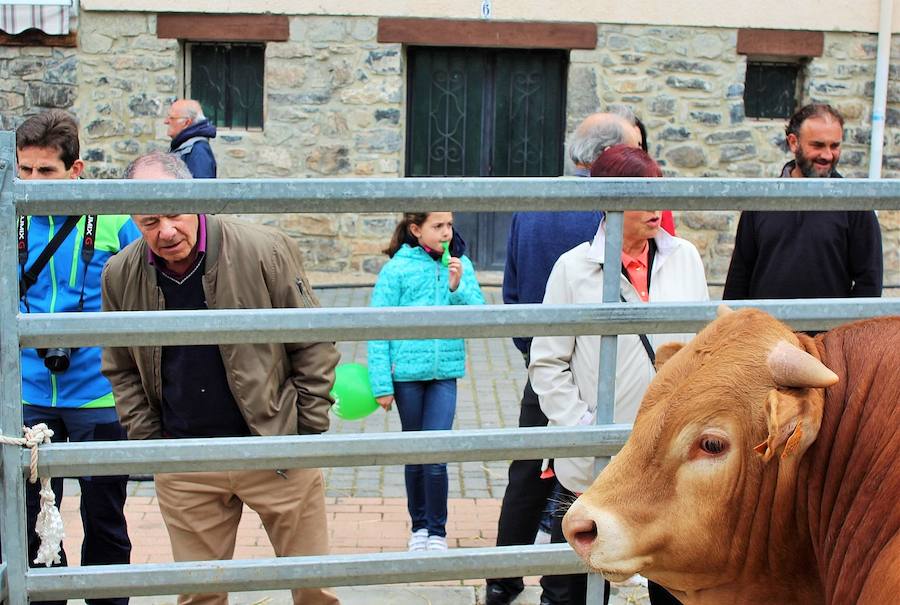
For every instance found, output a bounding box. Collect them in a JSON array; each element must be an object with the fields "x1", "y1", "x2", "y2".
[{"x1": 0, "y1": 1, "x2": 72, "y2": 35}]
